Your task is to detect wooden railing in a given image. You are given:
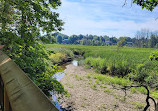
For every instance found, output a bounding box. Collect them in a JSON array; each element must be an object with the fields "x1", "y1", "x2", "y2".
[{"x1": 0, "y1": 51, "x2": 58, "y2": 111}]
